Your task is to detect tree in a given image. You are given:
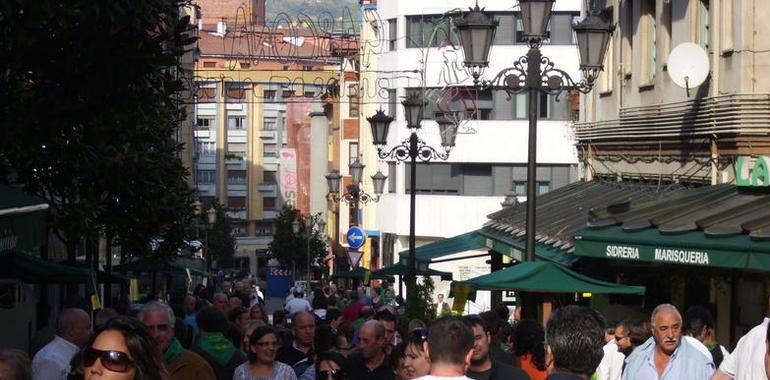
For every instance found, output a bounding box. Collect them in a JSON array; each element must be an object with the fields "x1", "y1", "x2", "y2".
[
  {"x1": 269, "y1": 205, "x2": 327, "y2": 275},
  {"x1": 0, "y1": 0, "x2": 197, "y2": 259},
  {"x1": 200, "y1": 203, "x2": 236, "y2": 268}
]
